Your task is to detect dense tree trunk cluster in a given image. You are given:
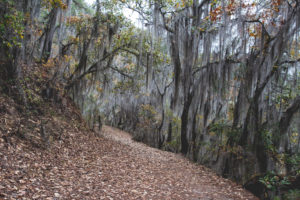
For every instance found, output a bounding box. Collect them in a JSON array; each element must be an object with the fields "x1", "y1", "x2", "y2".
[
  {"x1": 1, "y1": 0, "x2": 300, "y2": 198},
  {"x1": 93, "y1": 1, "x2": 300, "y2": 198}
]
